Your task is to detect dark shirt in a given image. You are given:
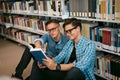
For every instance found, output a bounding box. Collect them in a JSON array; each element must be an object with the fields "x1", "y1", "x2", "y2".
[{"x1": 68, "y1": 47, "x2": 76, "y2": 63}]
